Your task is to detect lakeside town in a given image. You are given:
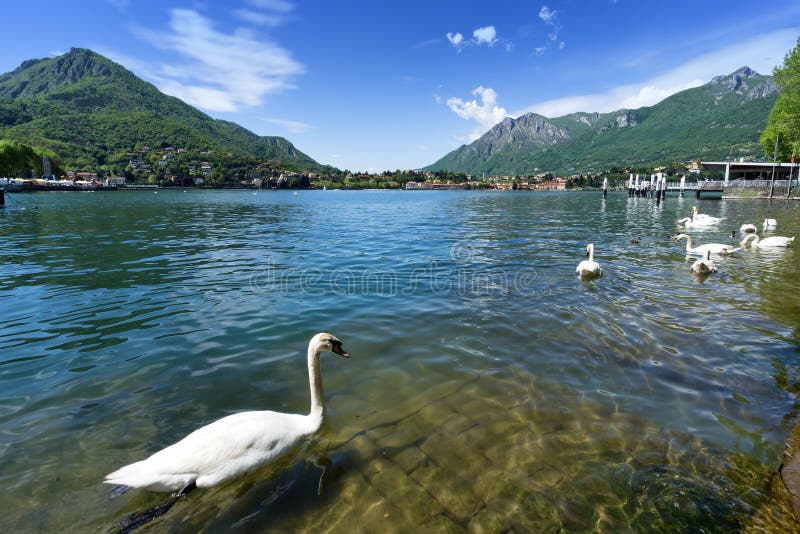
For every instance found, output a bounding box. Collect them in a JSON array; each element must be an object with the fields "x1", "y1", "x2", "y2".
[{"x1": 1, "y1": 142, "x2": 723, "y2": 192}]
